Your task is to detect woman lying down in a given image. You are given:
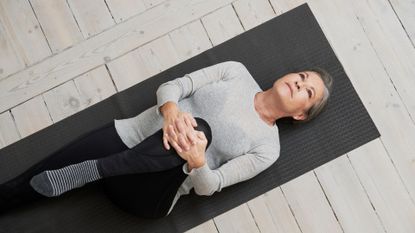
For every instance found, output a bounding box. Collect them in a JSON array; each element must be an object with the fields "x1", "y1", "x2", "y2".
[{"x1": 0, "y1": 61, "x2": 332, "y2": 219}]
